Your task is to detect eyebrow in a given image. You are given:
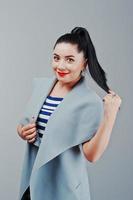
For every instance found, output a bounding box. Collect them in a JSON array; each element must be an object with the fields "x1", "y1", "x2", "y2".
[{"x1": 53, "y1": 53, "x2": 75, "y2": 58}]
